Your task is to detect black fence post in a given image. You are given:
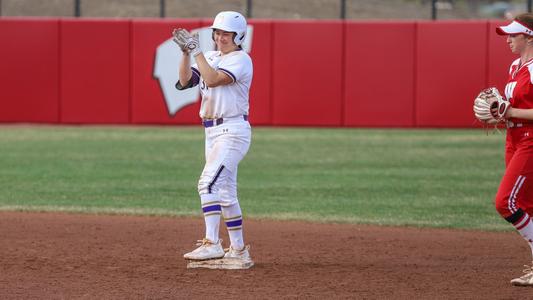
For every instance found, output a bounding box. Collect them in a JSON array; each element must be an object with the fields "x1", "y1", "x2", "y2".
[
  {"x1": 340, "y1": 0, "x2": 346, "y2": 19},
  {"x1": 160, "y1": 0, "x2": 165, "y2": 18},
  {"x1": 431, "y1": 0, "x2": 437, "y2": 20},
  {"x1": 74, "y1": 0, "x2": 80, "y2": 17},
  {"x1": 246, "y1": 0, "x2": 252, "y2": 18}
]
